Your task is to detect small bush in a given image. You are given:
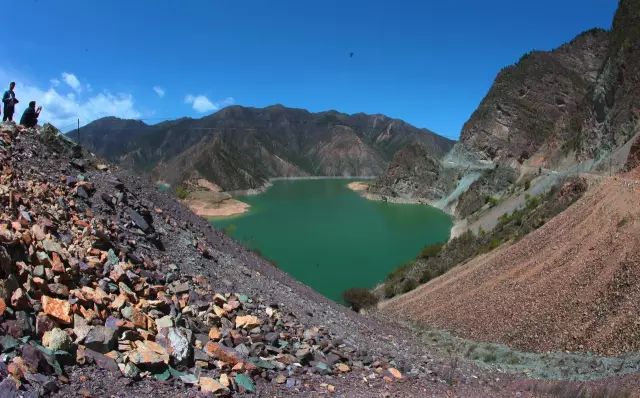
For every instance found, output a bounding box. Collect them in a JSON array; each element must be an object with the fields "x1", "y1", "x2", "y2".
[
  {"x1": 401, "y1": 279, "x2": 419, "y2": 293},
  {"x1": 418, "y1": 242, "x2": 444, "y2": 259},
  {"x1": 385, "y1": 263, "x2": 411, "y2": 282},
  {"x1": 343, "y1": 288, "x2": 378, "y2": 311},
  {"x1": 175, "y1": 185, "x2": 189, "y2": 199},
  {"x1": 524, "y1": 180, "x2": 531, "y2": 191},
  {"x1": 482, "y1": 352, "x2": 497, "y2": 363},
  {"x1": 618, "y1": 215, "x2": 630, "y2": 228},
  {"x1": 384, "y1": 283, "x2": 397, "y2": 299},
  {"x1": 486, "y1": 196, "x2": 499, "y2": 207}
]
